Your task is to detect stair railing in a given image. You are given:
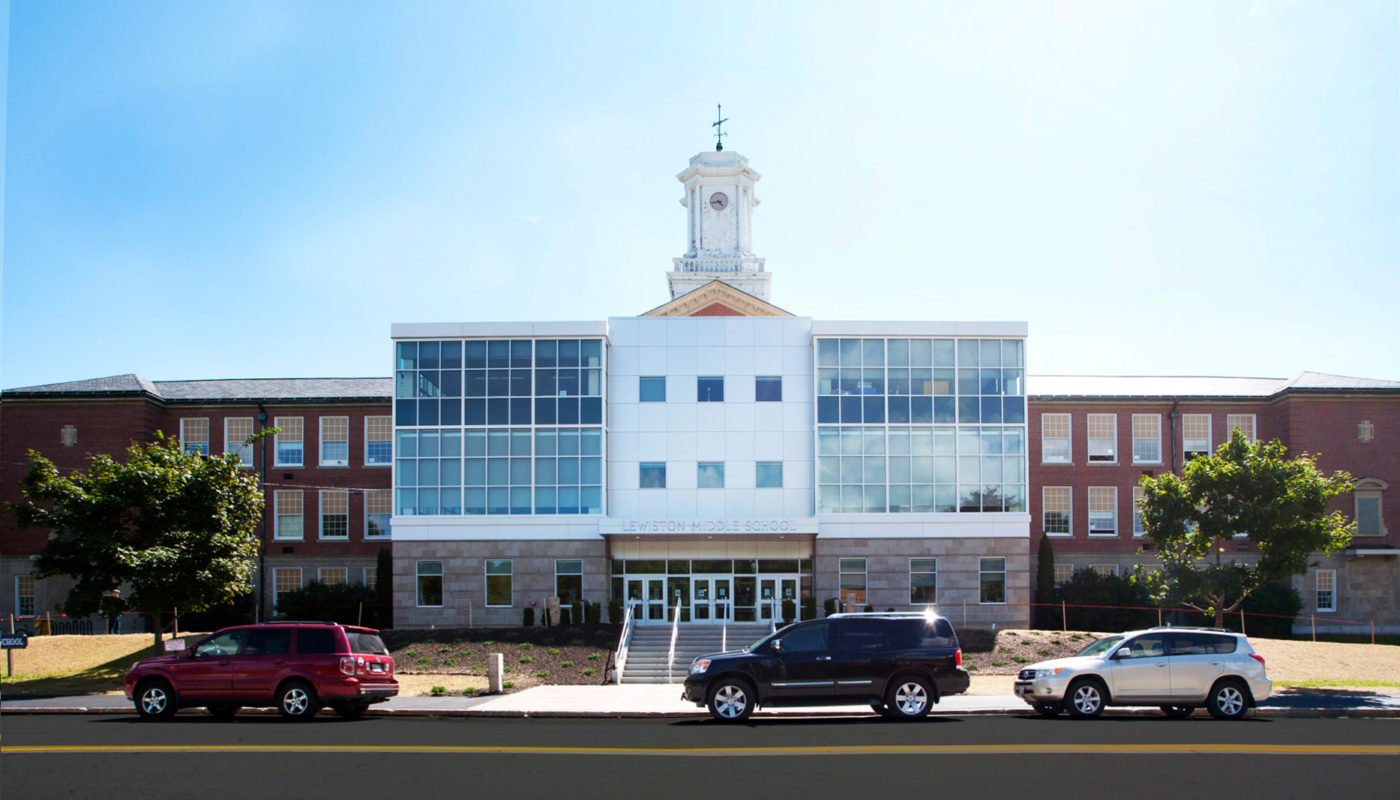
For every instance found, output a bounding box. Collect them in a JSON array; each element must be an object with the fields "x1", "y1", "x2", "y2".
[
  {"x1": 666, "y1": 598, "x2": 682, "y2": 683},
  {"x1": 769, "y1": 598, "x2": 779, "y2": 635},
  {"x1": 613, "y1": 602, "x2": 637, "y2": 684}
]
